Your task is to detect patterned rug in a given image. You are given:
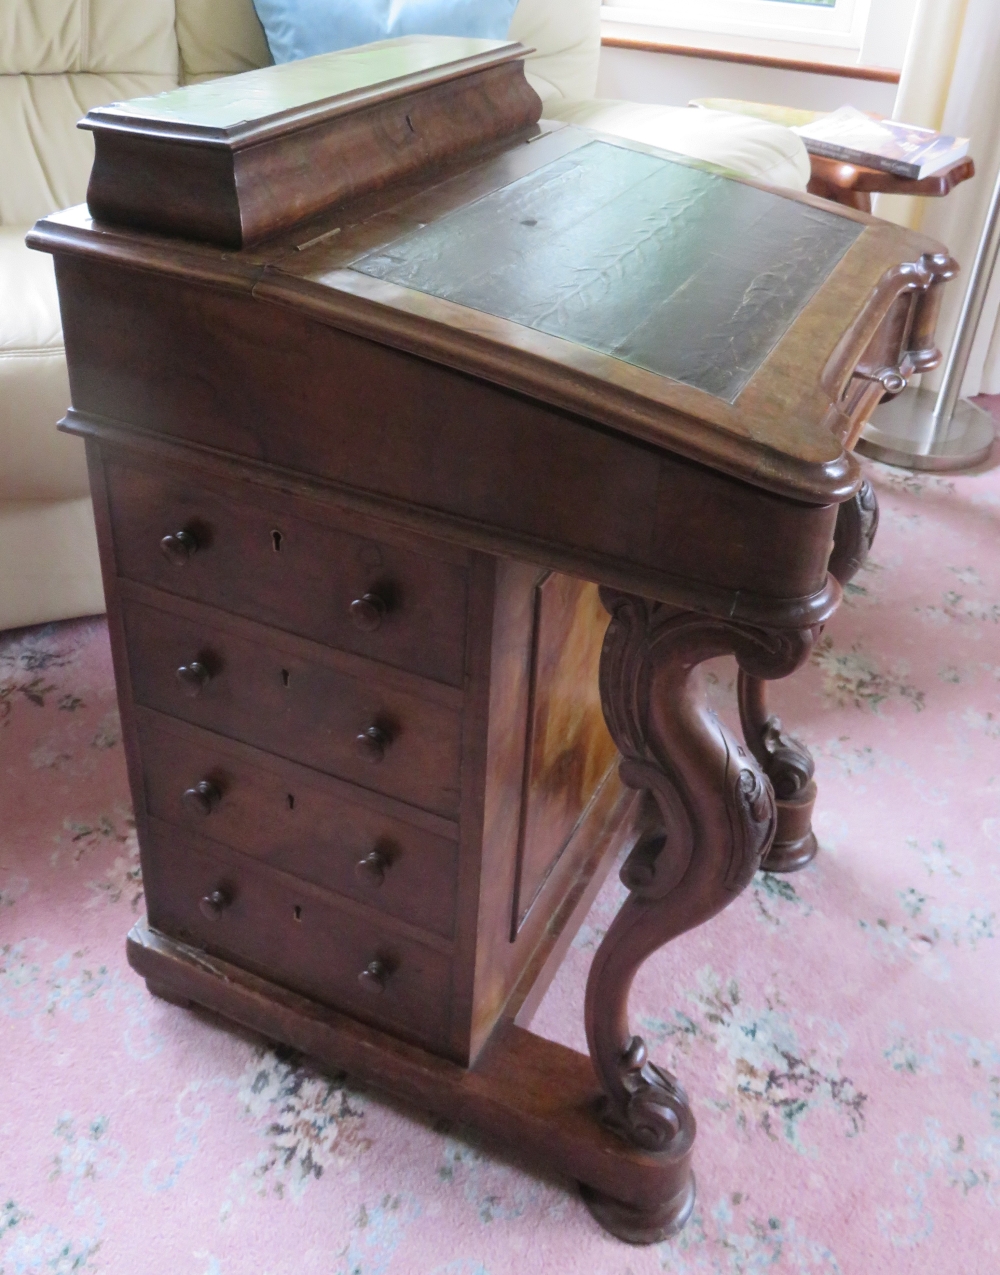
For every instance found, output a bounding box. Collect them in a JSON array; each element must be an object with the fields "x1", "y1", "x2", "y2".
[{"x1": 3, "y1": 412, "x2": 999, "y2": 1274}]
